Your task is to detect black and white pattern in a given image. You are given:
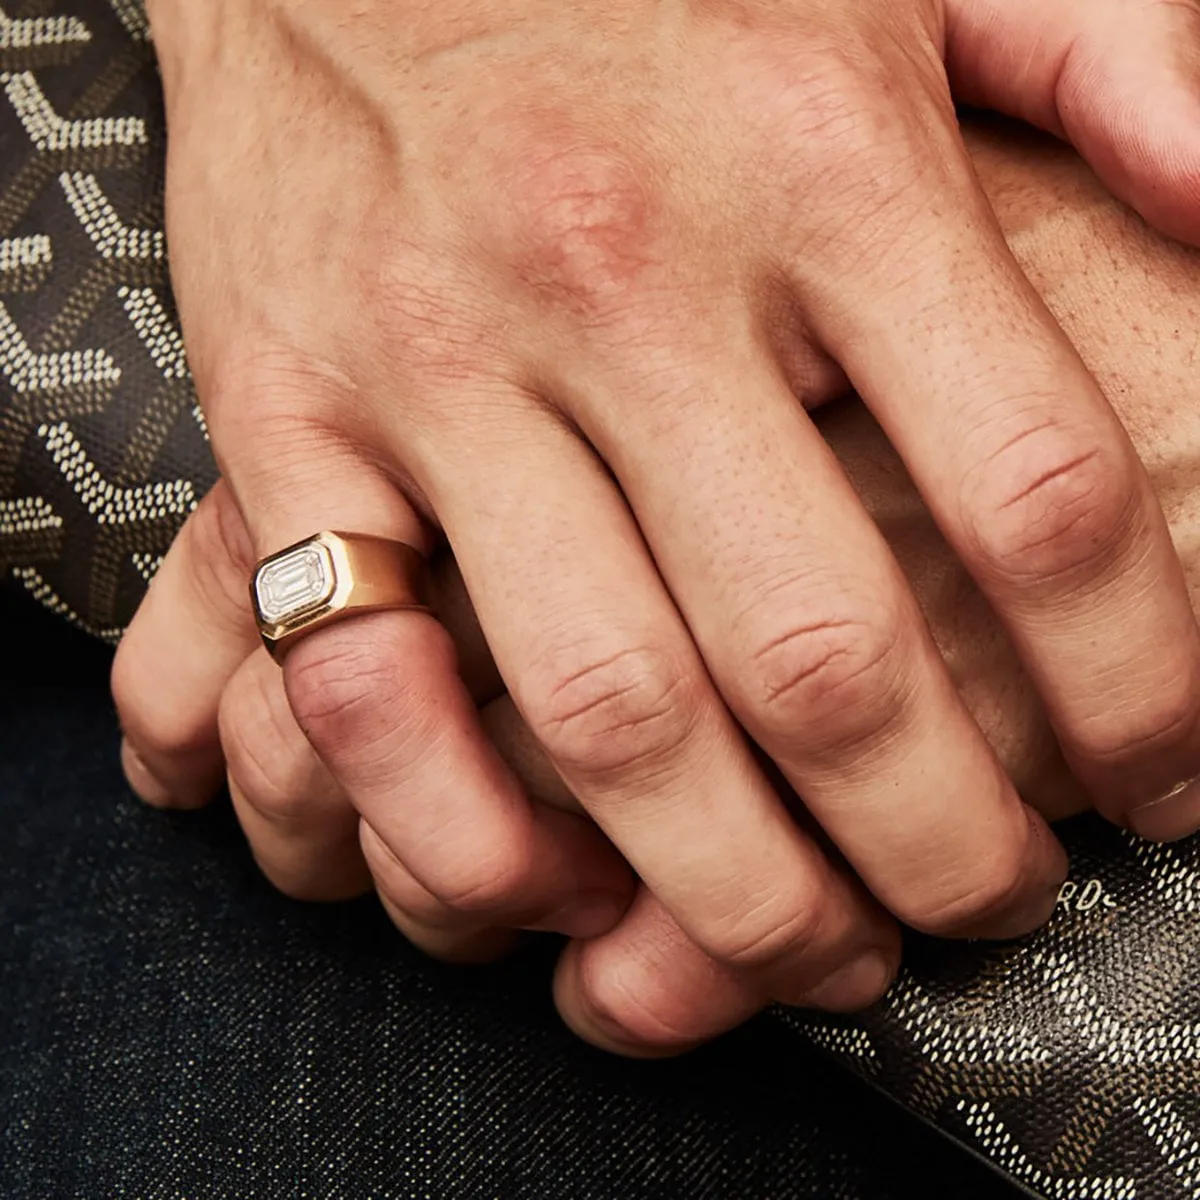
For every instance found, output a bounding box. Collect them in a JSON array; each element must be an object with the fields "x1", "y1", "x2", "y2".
[
  {"x1": 781, "y1": 820, "x2": 1200, "y2": 1199},
  {"x1": 0, "y1": 0, "x2": 212, "y2": 638}
]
